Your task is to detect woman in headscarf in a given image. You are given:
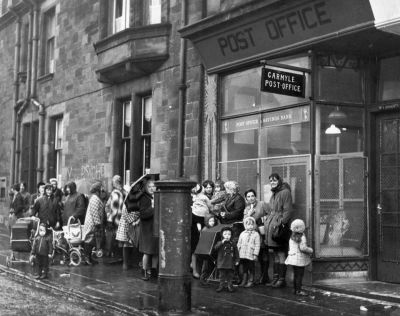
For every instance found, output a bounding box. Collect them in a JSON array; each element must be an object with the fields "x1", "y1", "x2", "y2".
[
  {"x1": 82, "y1": 181, "x2": 105, "y2": 265},
  {"x1": 263, "y1": 173, "x2": 294, "y2": 288}
]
